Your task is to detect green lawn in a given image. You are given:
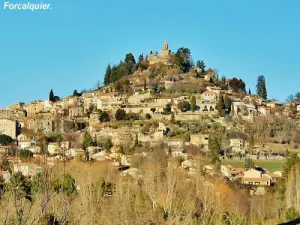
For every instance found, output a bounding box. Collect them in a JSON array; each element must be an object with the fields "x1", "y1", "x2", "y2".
[{"x1": 222, "y1": 159, "x2": 285, "y2": 172}]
